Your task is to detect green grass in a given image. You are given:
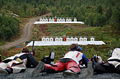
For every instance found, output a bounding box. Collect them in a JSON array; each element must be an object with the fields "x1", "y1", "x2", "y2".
[
  {"x1": 34, "y1": 46, "x2": 69, "y2": 61},
  {"x1": 32, "y1": 24, "x2": 120, "y2": 61},
  {"x1": 34, "y1": 45, "x2": 110, "y2": 61},
  {"x1": 2, "y1": 24, "x2": 119, "y2": 61},
  {"x1": 0, "y1": 41, "x2": 5, "y2": 46}
]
